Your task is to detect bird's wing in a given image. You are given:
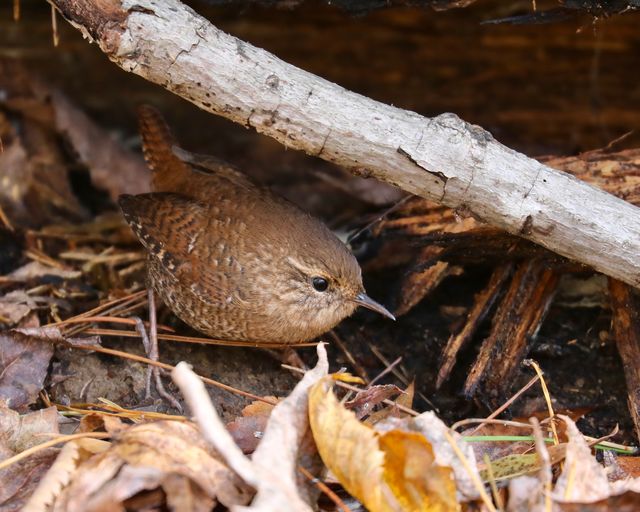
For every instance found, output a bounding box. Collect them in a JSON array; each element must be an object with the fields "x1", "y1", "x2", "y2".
[
  {"x1": 119, "y1": 192, "x2": 236, "y2": 305},
  {"x1": 172, "y1": 146, "x2": 255, "y2": 190}
]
